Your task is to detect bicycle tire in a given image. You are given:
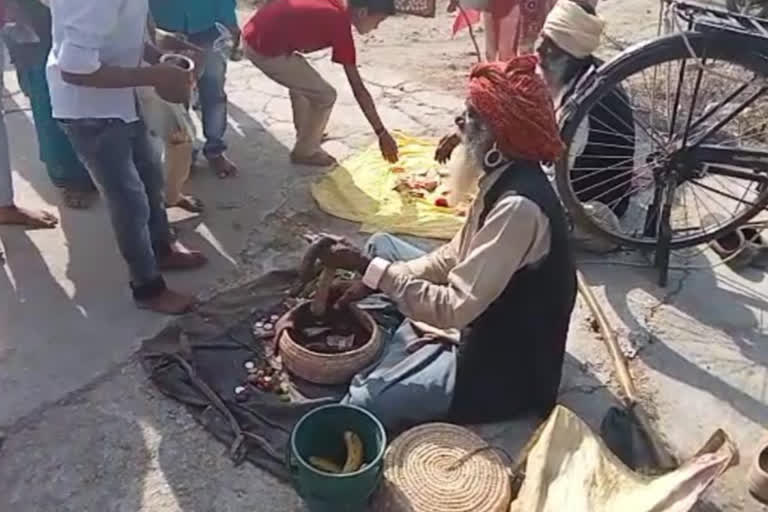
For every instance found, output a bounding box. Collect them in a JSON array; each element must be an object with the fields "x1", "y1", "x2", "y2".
[
  {"x1": 726, "y1": 0, "x2": 768, "y2": 18},
  {"x1": 556, "y1": 30, "x2": 768, "y2": 250}
]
